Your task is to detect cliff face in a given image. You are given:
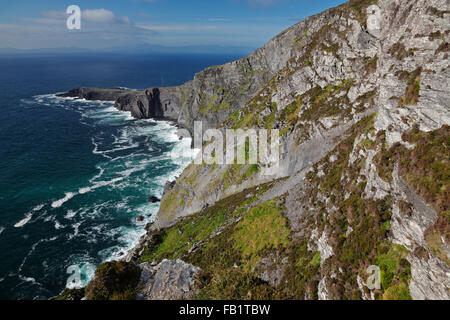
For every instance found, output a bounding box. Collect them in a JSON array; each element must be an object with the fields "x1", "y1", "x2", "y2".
[
  {"x1": 114, "y1": 29, "x2": 299, "y2": 133},
  {"x1": 83, "y1": 0, "x2": 449, "y2": 300}
]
